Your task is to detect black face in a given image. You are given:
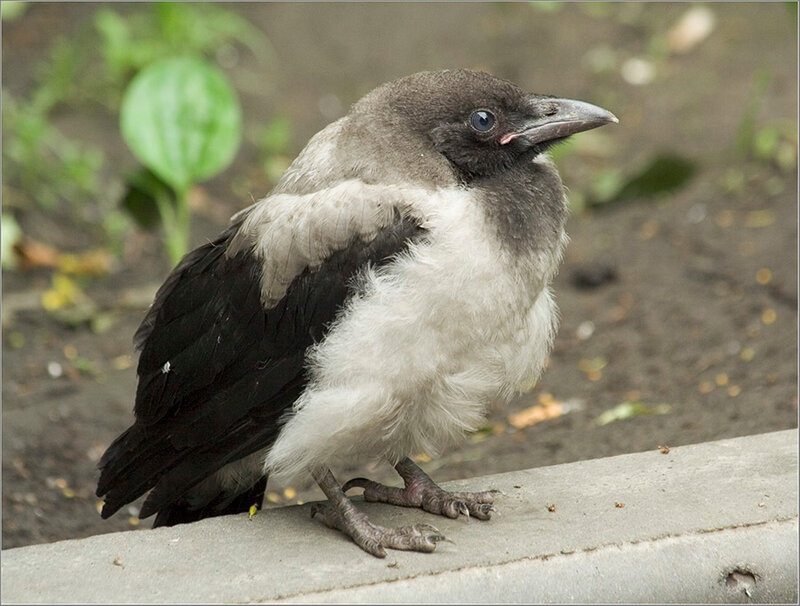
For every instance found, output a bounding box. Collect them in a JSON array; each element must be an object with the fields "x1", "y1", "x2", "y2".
[
  {"x1": 428, "y1": 96, "x2": 555, "y2": 181},
  {"x1": 363, "y1": 70, "x2": 617, "y2": 183}
]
